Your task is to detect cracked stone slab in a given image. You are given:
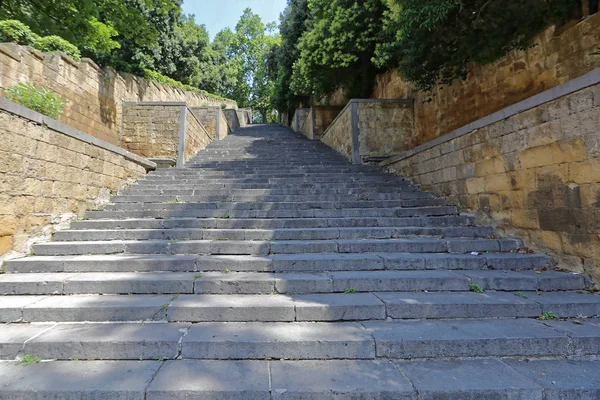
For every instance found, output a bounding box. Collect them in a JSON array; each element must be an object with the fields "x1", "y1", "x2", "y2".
[
  {"x1": 526, "y1": 291, "x2": 600, "y2": 317},
  {"x1": 64, "y1": 272, "x2": 196, "y2": 294},
  {"x1": 270, "y1": 359, "x2": 415, "y2": 399},
  {"x1": 293, "y1": 293, "x2": 386, "y2": 321},
  {"x1": 375, "y1": 291, "x2": 541, "y2": 319},
  {"x1": 398, "y1": 359, "x2": 542, "y2": 400},
  {"x1": 0, "y1": 324, "x2": 54, "y2": 359},
  {"x1": 540, "y1": 319, "x2": 600, "y2": 355},
  {"x1": 146, "y1": 360, "x2": 270, "y2": 400},
  {"x1": 364, "y1": 318, "x2": 571, "y2": 358},
  {"x1": 504, "y1": 359, "x2": 600, "y2": 400},
  {"x1": 182, "y1": 322, "x2": 374, "y2": 359},
  {"x1": 0, "y1": 360, "x2": 161, "y2": 399},
  {"x1": 168, "y1": 294, "x2": 295, "y2": 322},
  {"x1": 0, "y1": 273, "x2": 71, "y2": 295},
  {"x1": 24, "y1": 322, "x2": 190, "y2": 360},
  {"x1": 0, "y1": 296, "x2": 48, "y2": 322},
  {"x1": 22, "y1": 295, "x2": 173, "y2": 322}
]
